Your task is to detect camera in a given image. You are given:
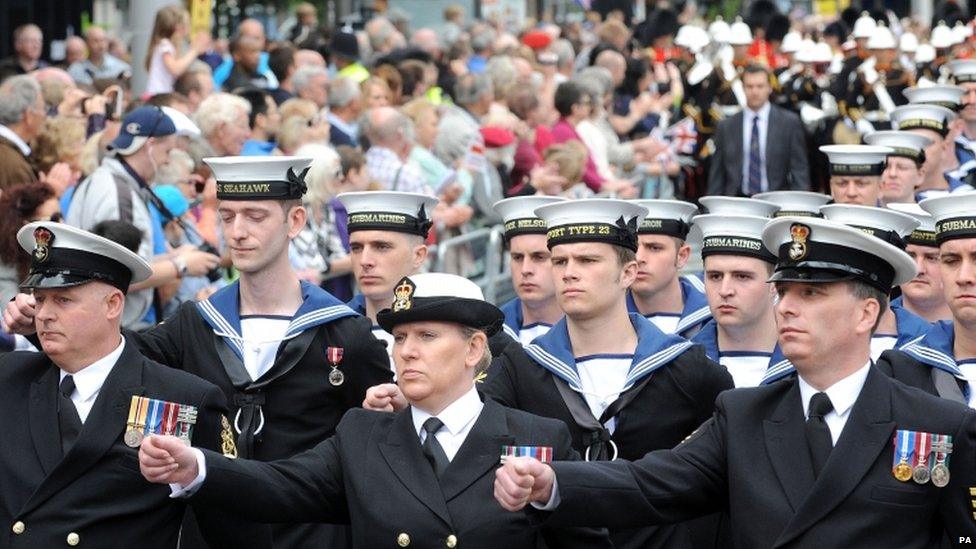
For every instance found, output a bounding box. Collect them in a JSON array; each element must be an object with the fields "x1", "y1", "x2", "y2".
[{"x1": 197, "y1": 242, "x2": 223, "y2": 282}]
